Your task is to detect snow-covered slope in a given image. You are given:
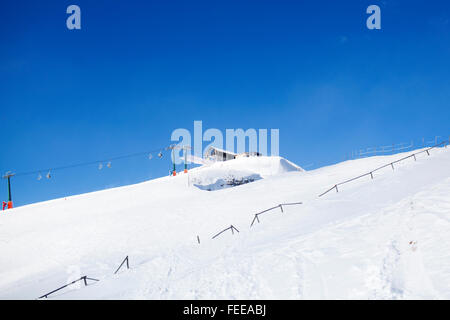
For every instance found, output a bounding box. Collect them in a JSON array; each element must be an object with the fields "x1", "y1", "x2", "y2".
[{"x1": 1, "y1": 149, "x2": 449, "y2": 299}]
